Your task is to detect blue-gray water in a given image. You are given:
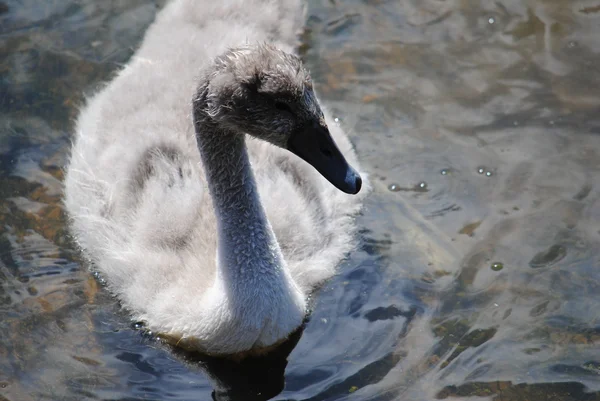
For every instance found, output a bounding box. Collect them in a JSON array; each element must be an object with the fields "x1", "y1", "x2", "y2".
[{"x1": 2, "y1": 1, "x2": 600, "y2": 400}]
